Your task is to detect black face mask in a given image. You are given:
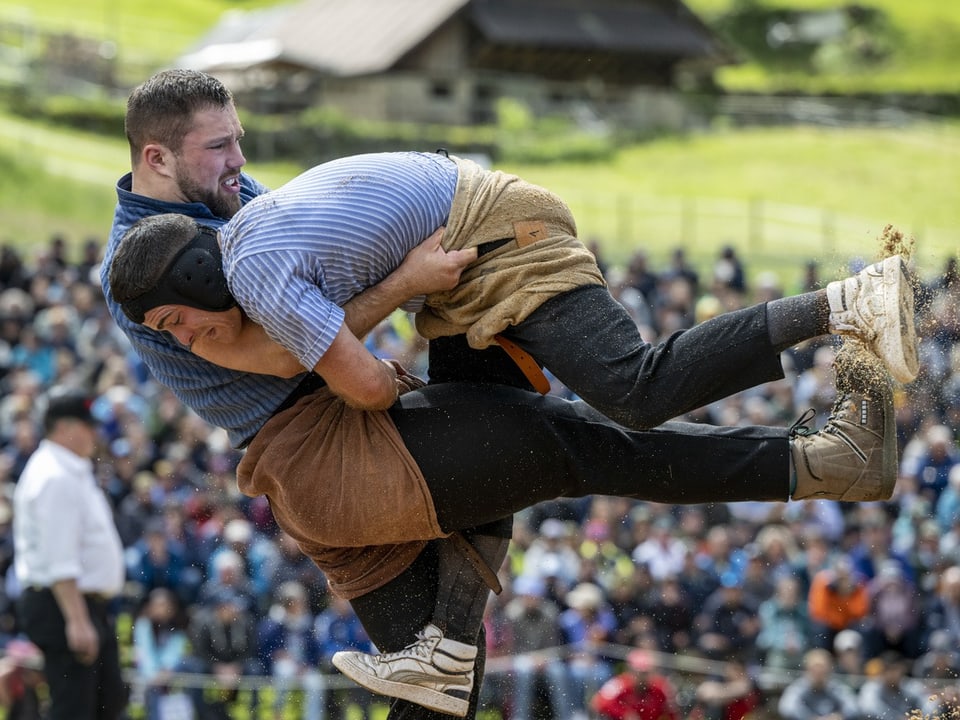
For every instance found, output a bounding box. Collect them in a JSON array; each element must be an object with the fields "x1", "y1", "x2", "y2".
[{"x1": 120, "y1": 224, "x2": 236, "y2": 323}]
